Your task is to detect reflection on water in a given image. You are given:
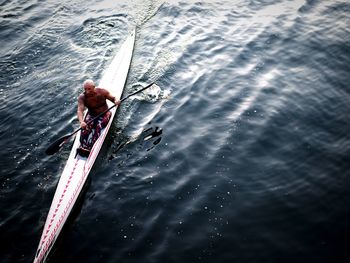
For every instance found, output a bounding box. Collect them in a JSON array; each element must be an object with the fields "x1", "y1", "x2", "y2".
[{"x1": 0, "y1": 0, "x2": 349, "y2": 262}]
